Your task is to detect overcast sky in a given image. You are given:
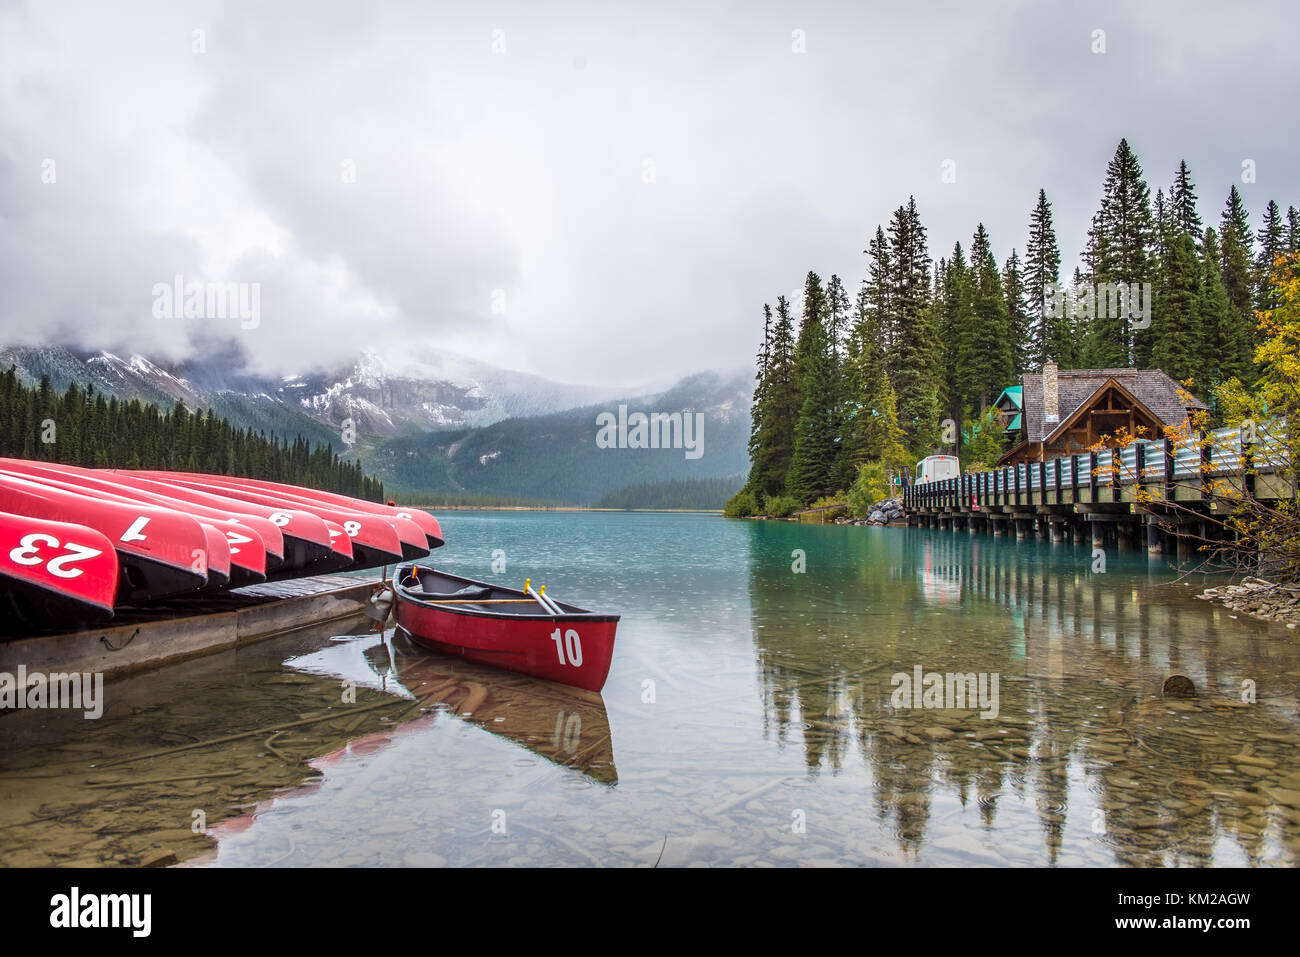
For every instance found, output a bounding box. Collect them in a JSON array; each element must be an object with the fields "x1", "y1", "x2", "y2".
[{"x1": 1, "y1": 0, "x2": 1296, "y2": 387}]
